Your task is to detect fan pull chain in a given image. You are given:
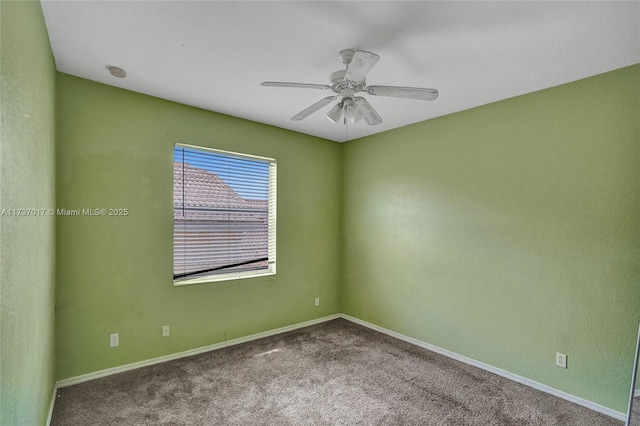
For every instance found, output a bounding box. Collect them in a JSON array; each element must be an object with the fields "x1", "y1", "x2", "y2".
[{"x1": 345, "y1": 119, "x2": 349, "y2": 142}]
